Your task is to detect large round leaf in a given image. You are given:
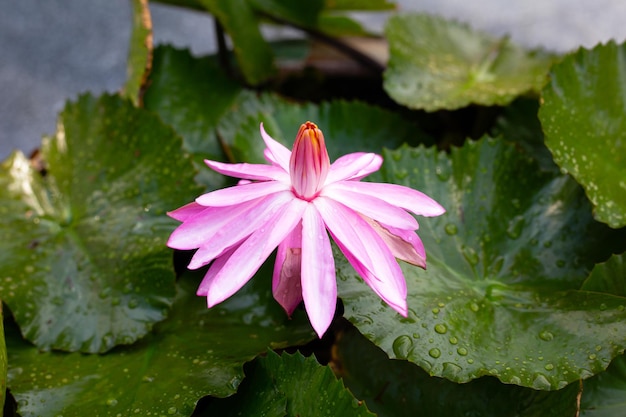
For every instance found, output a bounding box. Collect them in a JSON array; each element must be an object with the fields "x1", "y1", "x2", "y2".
[
  {"x1": 383, "y1": 13, "x2": 555, "y2": 111},
  {"x1": 338, "y1": 137, "x2": 626, "y2": 390},
  {"x1": 143, "y1": 46, "x2": 244, "y2": 189},
  {"x1": 539, "y1": 41, "x2": 626, "y2": 228},
  {"x1": 579, "y1": 253, "x2": 626, "y2": 415},
  {"x1": 334, "y1": 325, "x2": 581, "y2": 417},
  {"x1": 0, "y1": 94, "x2": 200, "y2": 353},
  {"x1": 6, "y1": 269, "x2": 315, "y2": 416},
  {"x1": 216, "y1": 92, "x2": 434, "y2": 163},
  {"x1": 202, "y1": 350, "x2": 375, "y2": 417}
]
